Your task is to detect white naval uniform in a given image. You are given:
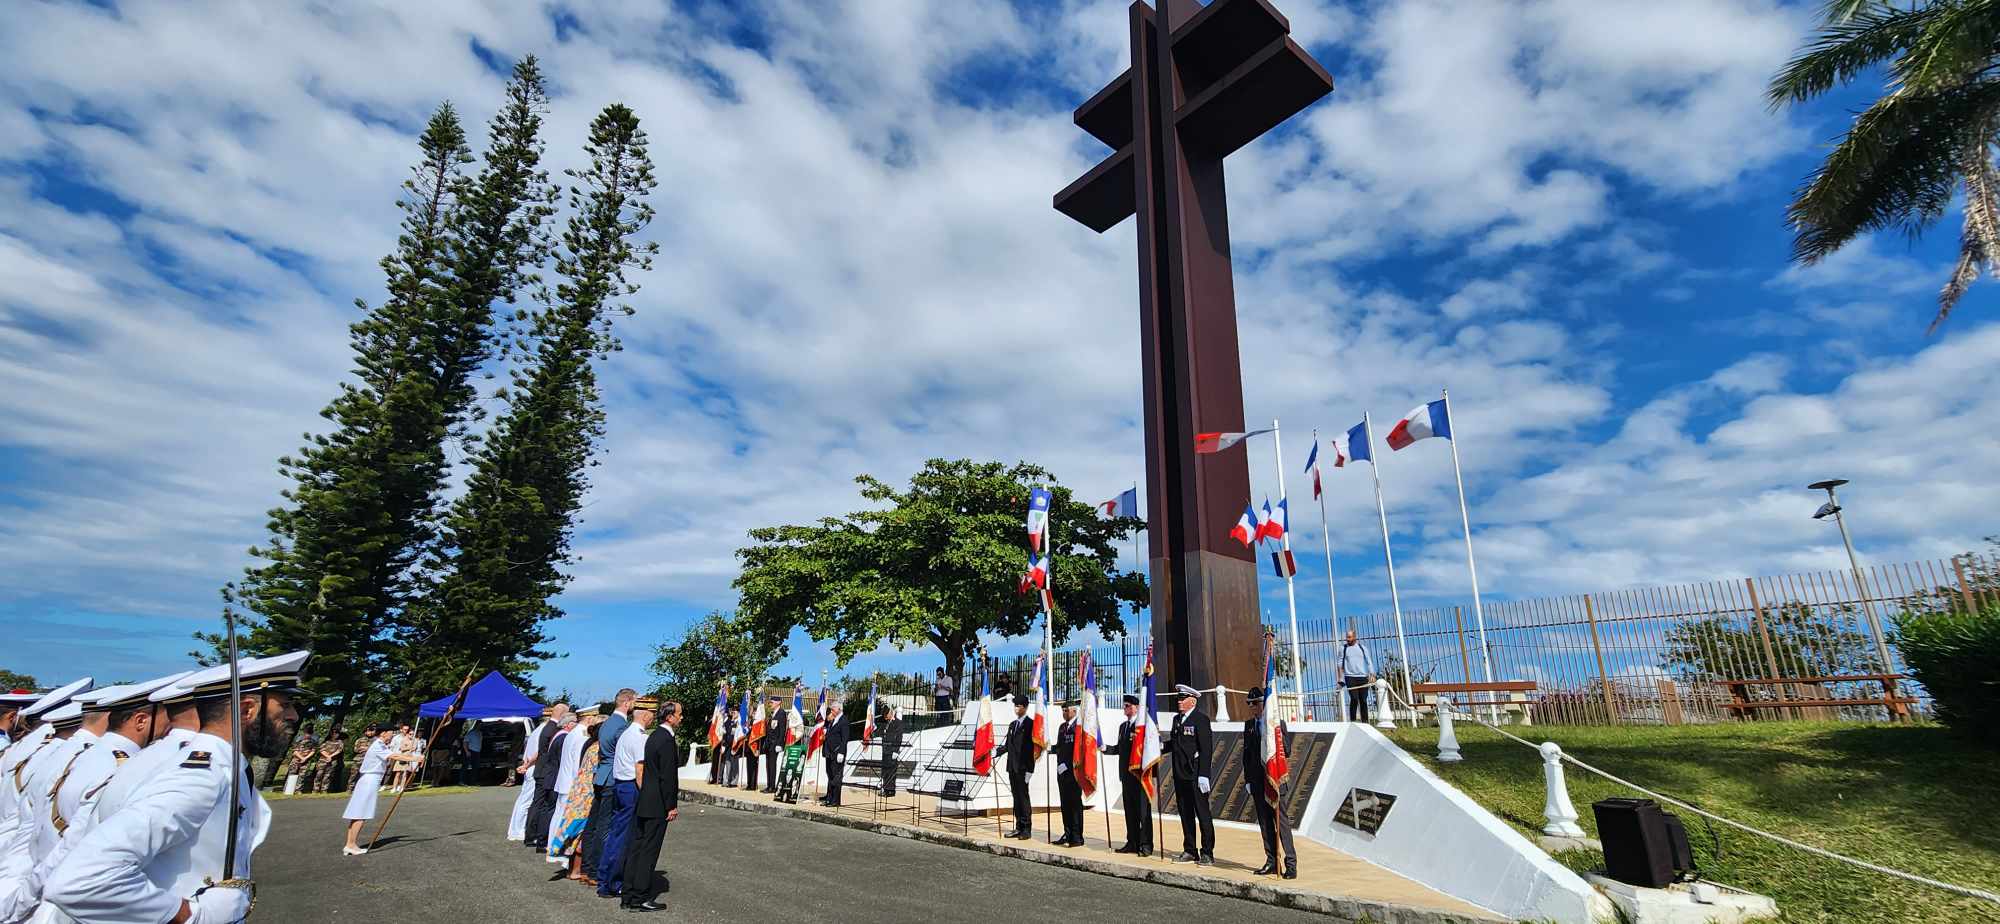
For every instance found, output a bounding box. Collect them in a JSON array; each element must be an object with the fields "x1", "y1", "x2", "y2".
[
  {"x1": 507, "y1": 720, "x2": 548, "y2": 841},
  {"x1": 0, "y1": 728, "x2": 58, "y2": 847},
  {"x1": 341, "y1": 740, "x2": 391, "y2": 821},
  {"x1": 88, "y1": 729, "x2": 193, "y2": 829},
  {"x1": 16, "y1": 731, "x2": 138, "y2": 924},
  {"x1": 41, "y1": 733, "x2": 269, "y2": 924},
  {"x1": 0, "y1": 732, "x2": 95, "y2": 922}
]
